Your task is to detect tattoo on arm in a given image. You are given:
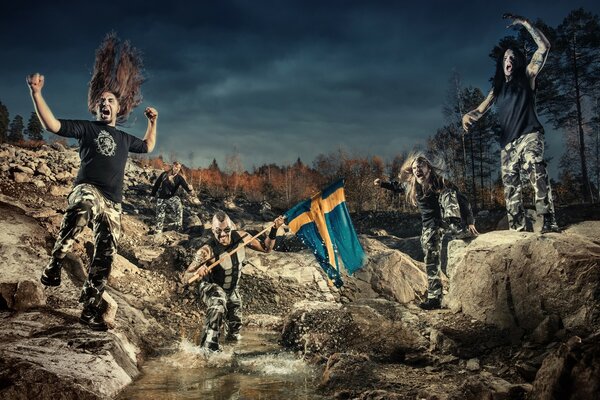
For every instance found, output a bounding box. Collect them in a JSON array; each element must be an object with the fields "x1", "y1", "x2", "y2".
[{"x1": 188, "y1": 245, "x2": 213, "y2": 272}]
